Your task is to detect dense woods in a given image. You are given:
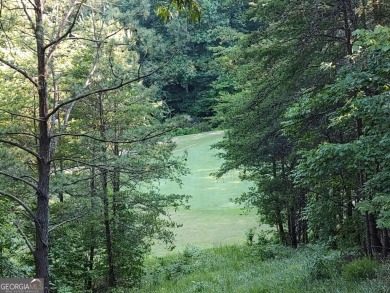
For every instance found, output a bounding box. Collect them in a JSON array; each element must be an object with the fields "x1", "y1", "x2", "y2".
[
  {"x1": 0, "y1": 0, "x2": 389, "y2": 292},
  {"x1": 213, "y1": 0, "x2": 390, "y2": 256}
]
